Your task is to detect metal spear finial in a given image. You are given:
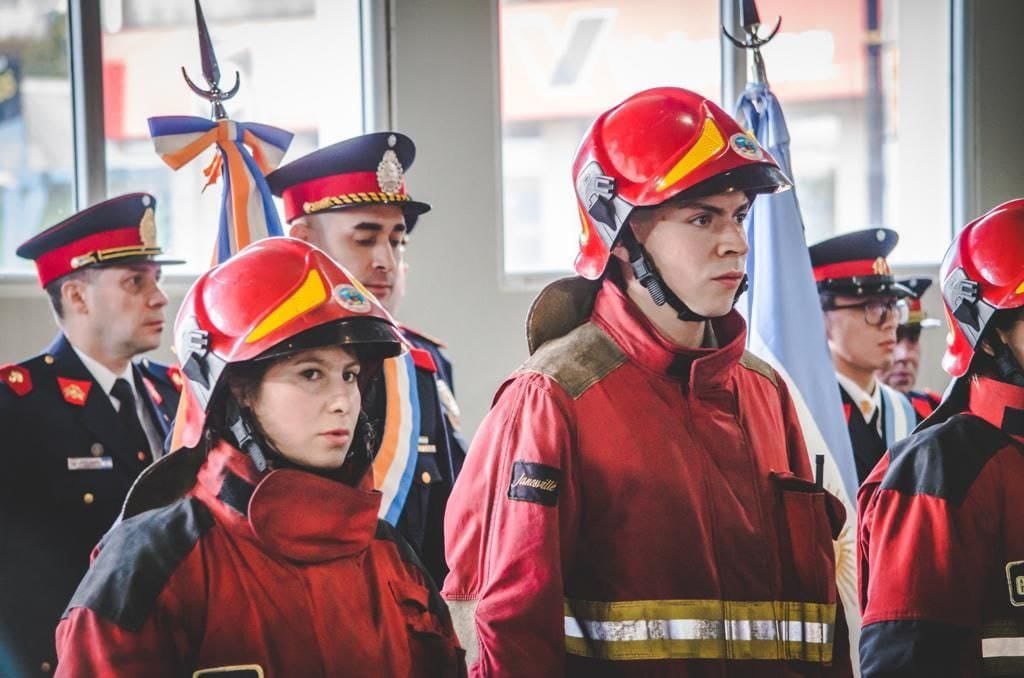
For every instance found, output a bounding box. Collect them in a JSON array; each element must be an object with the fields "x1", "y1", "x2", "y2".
[
  {"x1": 722, "y1": 0, "x2": 781, "y2": 86},
  {"x1": 180, "y1": 0, "x2": 240, "y2": 120}
]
